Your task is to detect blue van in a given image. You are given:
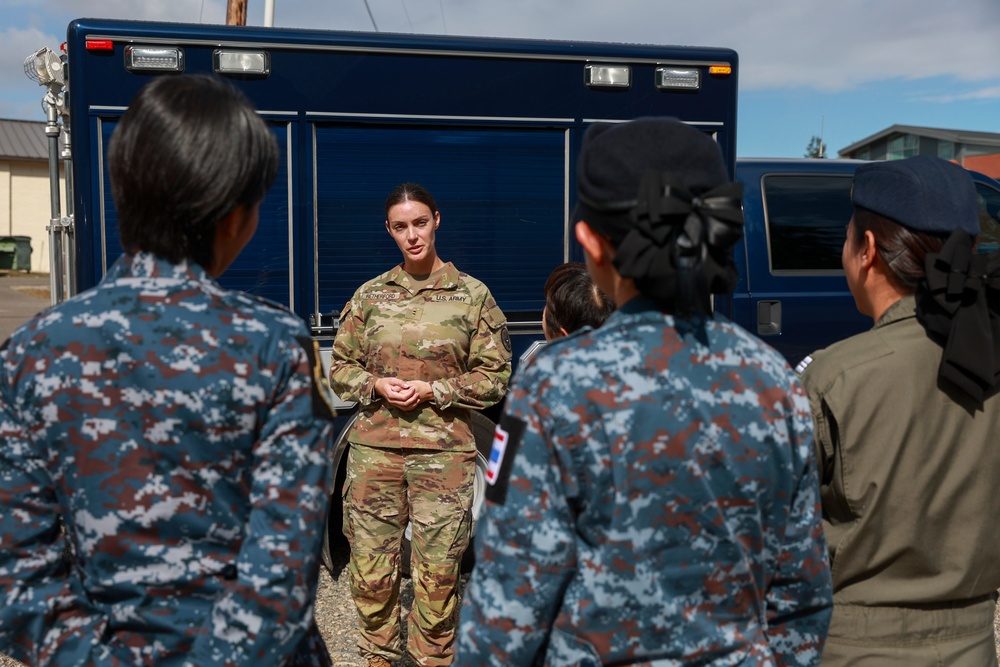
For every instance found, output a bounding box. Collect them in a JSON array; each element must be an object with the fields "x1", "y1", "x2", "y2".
[{"x1": 719, "y1": 158, "x2": 1000, "y2": 366}]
